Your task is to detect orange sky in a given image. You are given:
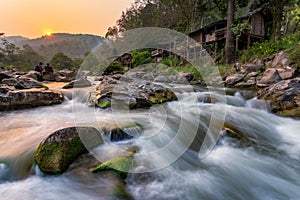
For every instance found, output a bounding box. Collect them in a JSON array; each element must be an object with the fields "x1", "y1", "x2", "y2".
[{"x1": 0, "y1": 0, "x2": 133, "y2": 38}]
